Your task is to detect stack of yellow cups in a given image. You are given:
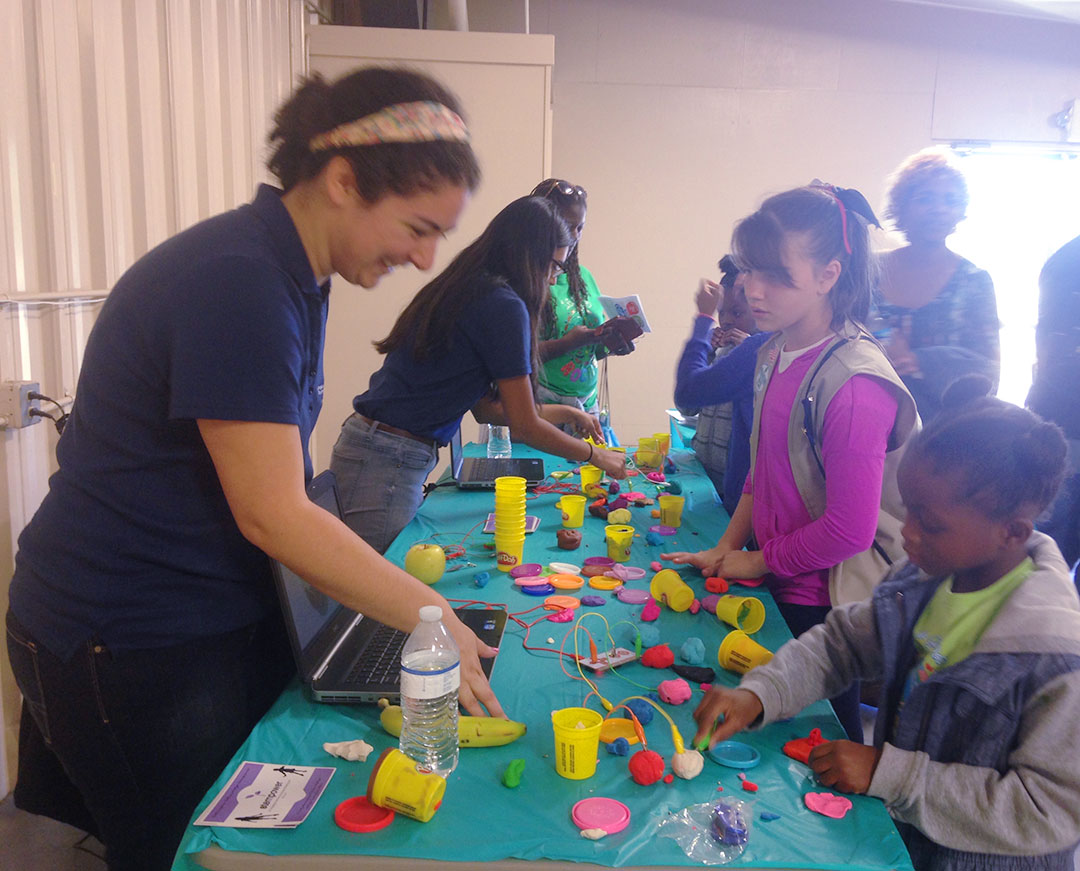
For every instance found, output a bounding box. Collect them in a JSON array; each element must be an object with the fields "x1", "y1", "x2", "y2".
[{"x1": 493, "y1": 476, "x2": 527, "y2": 571}]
